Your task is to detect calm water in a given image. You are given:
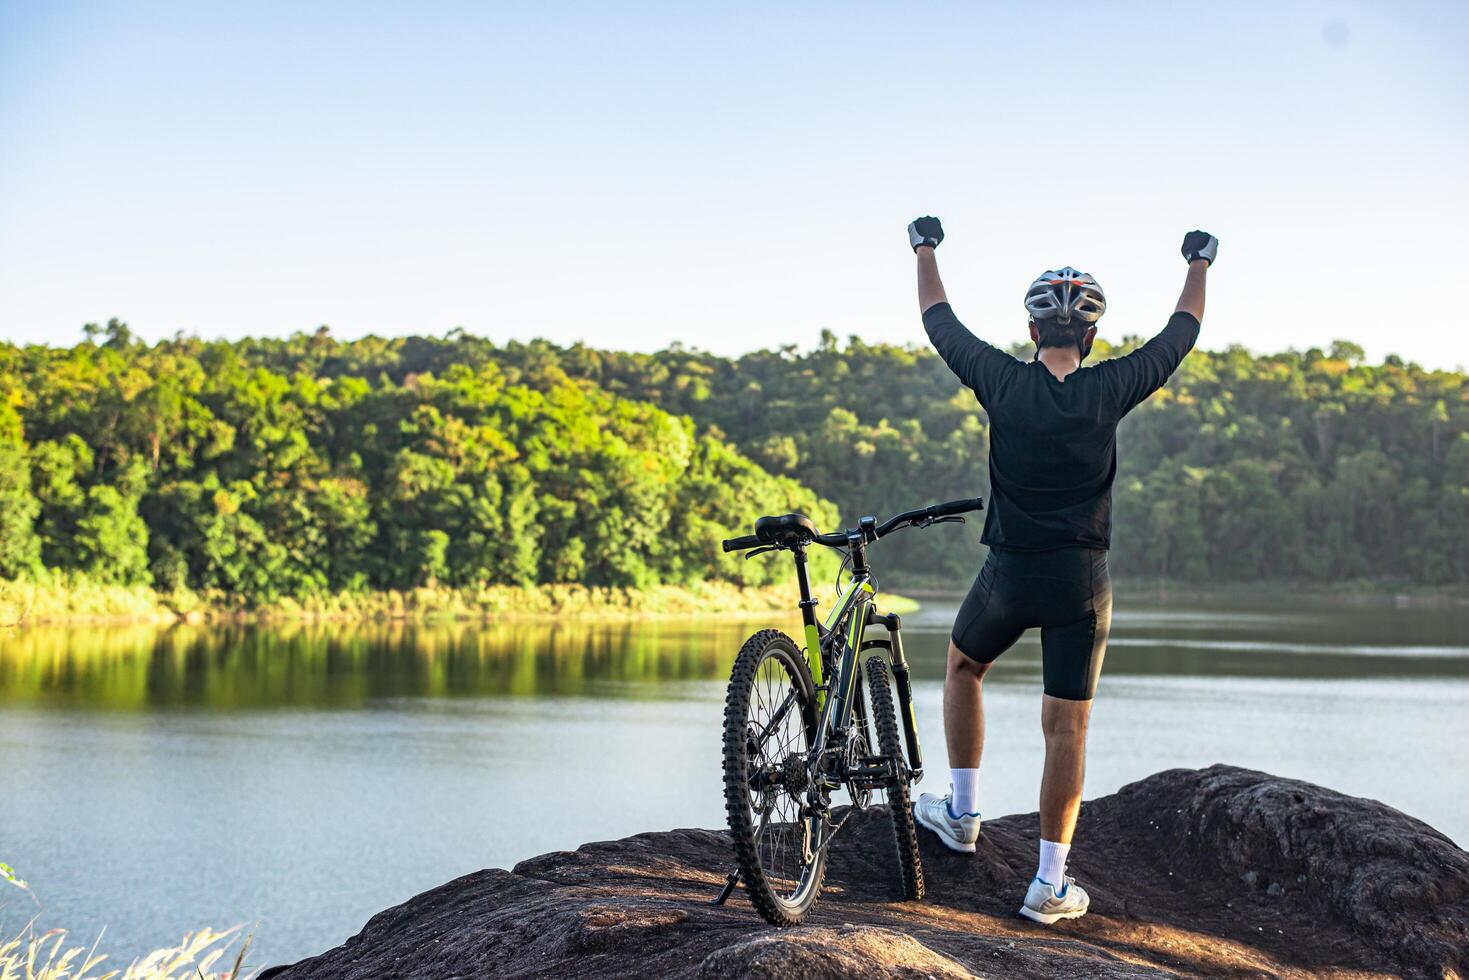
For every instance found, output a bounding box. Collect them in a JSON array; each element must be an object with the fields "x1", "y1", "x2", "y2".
[{"x1": 2, "y1": 596, "x2": 1467, "y2": 968}]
